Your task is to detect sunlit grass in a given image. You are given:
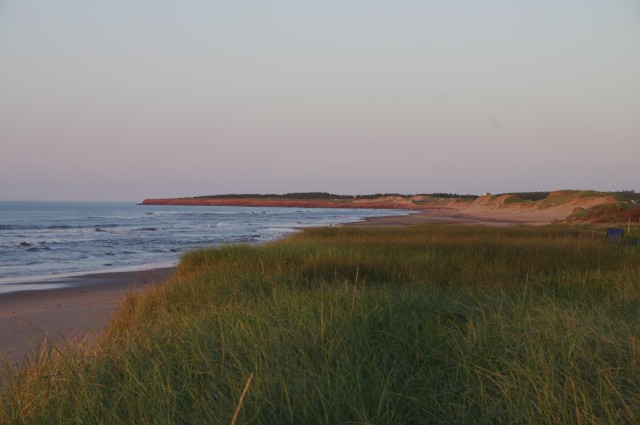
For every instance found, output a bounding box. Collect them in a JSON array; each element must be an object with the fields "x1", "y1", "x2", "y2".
[{"x1": 1, "y1": 224, "x2": 639, "y2": 424}]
